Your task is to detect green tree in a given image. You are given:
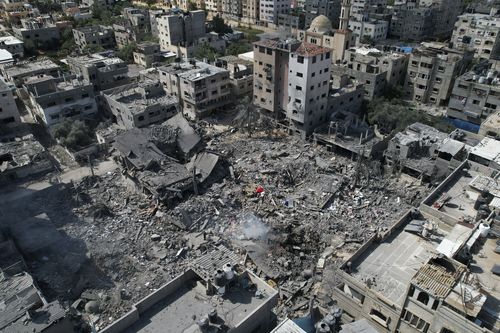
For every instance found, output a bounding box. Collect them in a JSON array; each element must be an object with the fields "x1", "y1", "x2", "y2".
[
  {"x1": 366, "y1": 98, "x2": 453, "y2": 135},
  {"x1": 54, "y1": 119, "x2": 94, "y2": 150},
  {"x1": 226, "y1": 41, "x2": 251, "y2": 56},
  {"x1": 210, "y1": 15, "x2": 232, "y2": 34},
  {"x1": 195, "y1": 42, "x2": 220, "y2": 61},
  {"x1": 117, "y1": 42, "x2": 137, "y2": 63}
]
